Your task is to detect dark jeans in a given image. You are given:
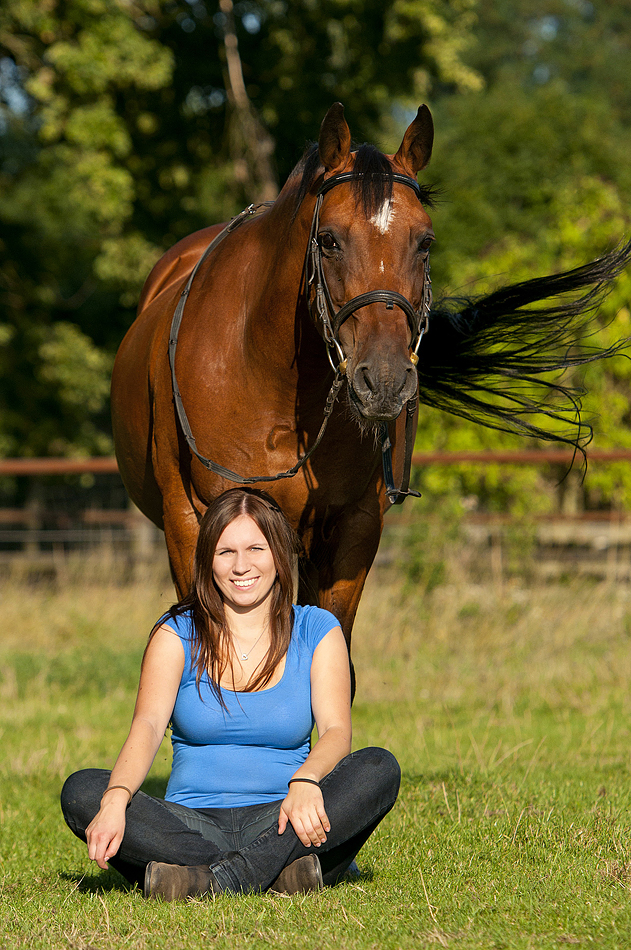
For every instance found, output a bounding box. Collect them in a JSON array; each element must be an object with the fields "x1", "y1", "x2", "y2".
[{"x1": 60, "y1": 747, "x2": 400, "y2": 893}]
